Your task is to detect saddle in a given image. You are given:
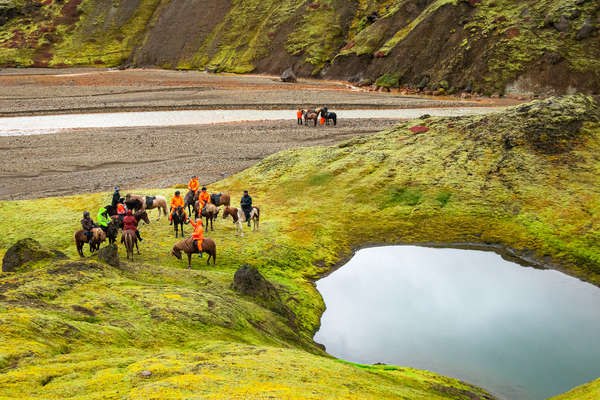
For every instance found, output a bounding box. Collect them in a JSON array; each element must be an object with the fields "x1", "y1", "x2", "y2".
[
  {"x1": 145, "y1": 196, "x2": 156, "y2": 208},
  {"x1": 210, "y1": 193, "x2": 222, "y2": 205}
]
